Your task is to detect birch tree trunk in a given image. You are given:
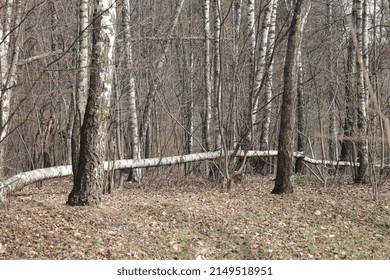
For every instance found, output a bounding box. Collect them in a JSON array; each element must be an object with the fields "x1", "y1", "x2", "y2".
[
  {"x1": 123, "y1": 0, "x2": 141, "y2": 183},
  {"x1": 272, "y1": 0, "x2": 307, "y2": 194},
  {"x1": 231, "y1": 0, "x2": 242, "y2": 149},
  {"x1": 0, "y1": 149, "x2": 304, "y2": 206},
  {"x1": 294, "y1": 0, "x2": 311, "y2": 174},
  {"x1": 71, "y1": 0, "x2": 90, "y2": 183},
  {"x1": 258, "y1": 0, "x2": 279, "y2": 174},
  {"x1": 245, "y1": 0, "x2": 256, "y2": 146},
  {"x1": 340, "y1": 31, "x2": 357, "y2": 167},
  {"x1": 354, "y1": 0, "x2": 369, "y2": 183},
  {"x1": 340, "y1": 0, "x2": 357, "y2": 168},
  {"x1": 202, "y1": 0, "x2": 212, "y2": 152},
  {"x1": 261, "y1": 0, "x2": 278, "y2": 147},
  {"x1": 67, "y1": 0, "x2": 116, "y2": 206},
  {"x1": 183, "y1": 5, "x2": 194, "y2": 175},
  {"x1": 0, "y1": 0, "x2": 21, "y2": 180},
  {"x1": 213, "y1": 0, "x2": 222, "y2": 153},
  {"x1": 253, "y1": 0, "x2": 274, "y2": 133},
  {"x1": 4, "y1": 149, "x2": 366, "y2": 206},
  {"x1": 185, "y1": 48, "x2": 194, "y2": 175},
  {"x1": 294, "y1": 38, "x2": 306, "y2": 174},
  {"x1": 327, "y1": 1, "x2": 338, "y2": 163}
]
